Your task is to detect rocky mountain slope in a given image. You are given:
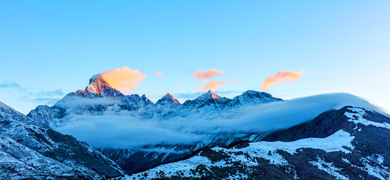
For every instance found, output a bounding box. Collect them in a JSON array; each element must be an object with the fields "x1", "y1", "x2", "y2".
[
  {"x1": 0, "y1": 101, "x2": 124, "y2": 179},
  {"x1": 124, "y1": 106, "x2": 390, "y2": 179}
]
